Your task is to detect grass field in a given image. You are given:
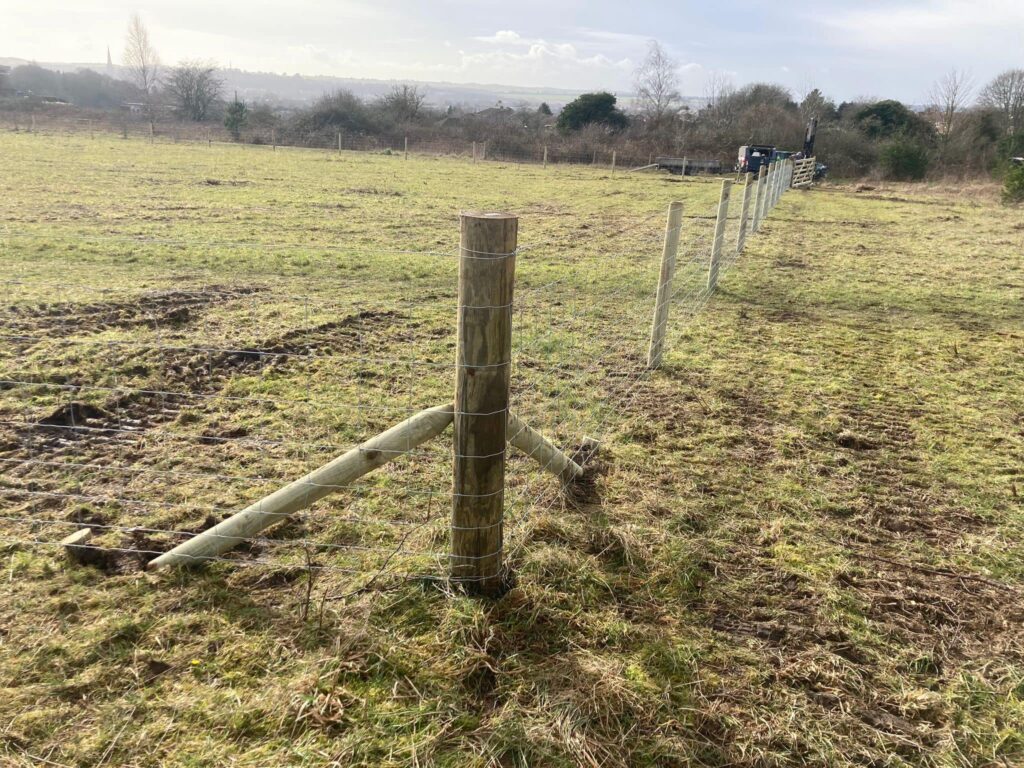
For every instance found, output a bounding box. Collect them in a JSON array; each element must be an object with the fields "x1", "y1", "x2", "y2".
[{"x1": 2, "y1": 131, "x2": 1024, "y2": 767}]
